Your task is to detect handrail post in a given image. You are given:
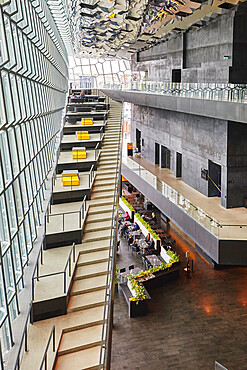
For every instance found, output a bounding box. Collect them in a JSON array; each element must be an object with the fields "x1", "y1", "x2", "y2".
[
  {"x1": 32, "y1": 278, "x2": 34, "y2": 301},
  {"x1": 73, "y1": 243, "x2": 75, "y2": 262},
  {"x1": 69, "y1": 256, "x2": 71, "y2": 277},
  {"x1": 64, "y1": 271, "x2": 66, "y2": 293},
  {"x1": 53, "y1": 327, "x2": 55, "y2": 352},
  {"x1": 25, "y1": 328, "x2": 28, "y2": 352},
  {"x1": 63, "y1": 213, "x2": 65, "y2": 231}
]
